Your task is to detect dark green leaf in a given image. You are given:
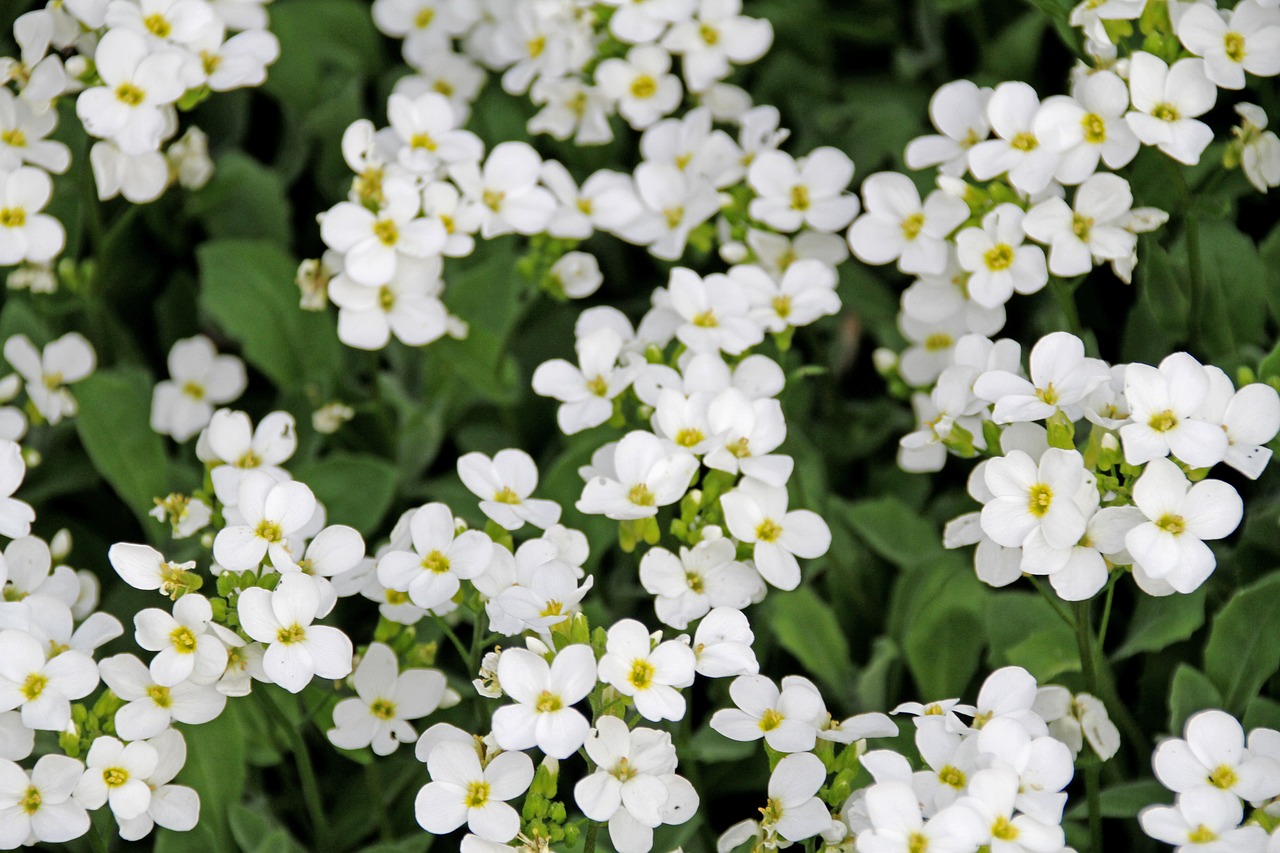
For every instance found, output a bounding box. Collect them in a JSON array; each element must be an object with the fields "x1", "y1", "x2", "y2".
[
  {"x1": 1112, "y1": 586, "x2": 1207, "y2": 660},
  {"x1": 763, "y1": 585, "x2": 858, "y2": 701},
  {"x1": 1168, "y1": 664, "x2": 1223, "y2": 733},
  {"x1": 293, "y1": 452, "x2": 399, "y2": 535},
  {"x1": 1203, "y1": 572, "x2": 1280, "y2": 715}
]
